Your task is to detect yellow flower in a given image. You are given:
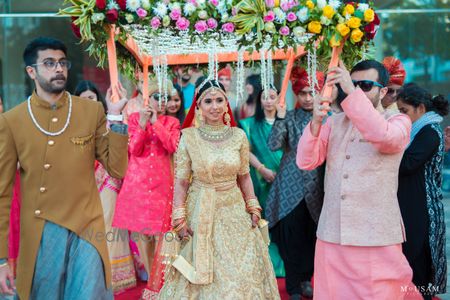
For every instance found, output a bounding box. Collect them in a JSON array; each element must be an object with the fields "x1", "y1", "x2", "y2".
[
  {"x1": 308, "y1": 21, "x2": 322, "y2": 34},
  {"x1": 347, "y1": 16, "x2": 361, "y2": 29},
  {"x1": 274, "y1": 0, "x2": 280, "y2": 7},
  {"x1": 322, "y1": 5, "x2": 335, "y2": 19},
  {"x1": 350, "y1": 28, "x2": 364, "y2": 43},
  {"x1": 364, "y1": 8, "x2": 375, "y2": 22},
  {"x1": 343, "y1": 4, "x2": 354, "y2": 16},
  {"x1": 329, "y1": 35, "x2": 341, "y2": 47},
  {"x1": 336, "y1": 23, "x2": 350, "y2": 36},
  {"x1": 306, "y1": 0, "x2": 314, "y2": 9}
]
